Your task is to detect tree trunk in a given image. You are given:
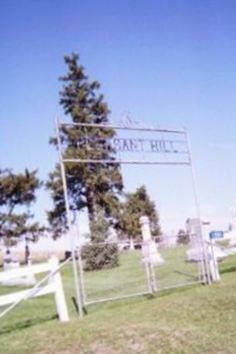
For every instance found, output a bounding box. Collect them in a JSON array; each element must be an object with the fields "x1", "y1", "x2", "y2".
[{"x1": 86, "y1": 187, "x2": 96, "y2": 240}]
